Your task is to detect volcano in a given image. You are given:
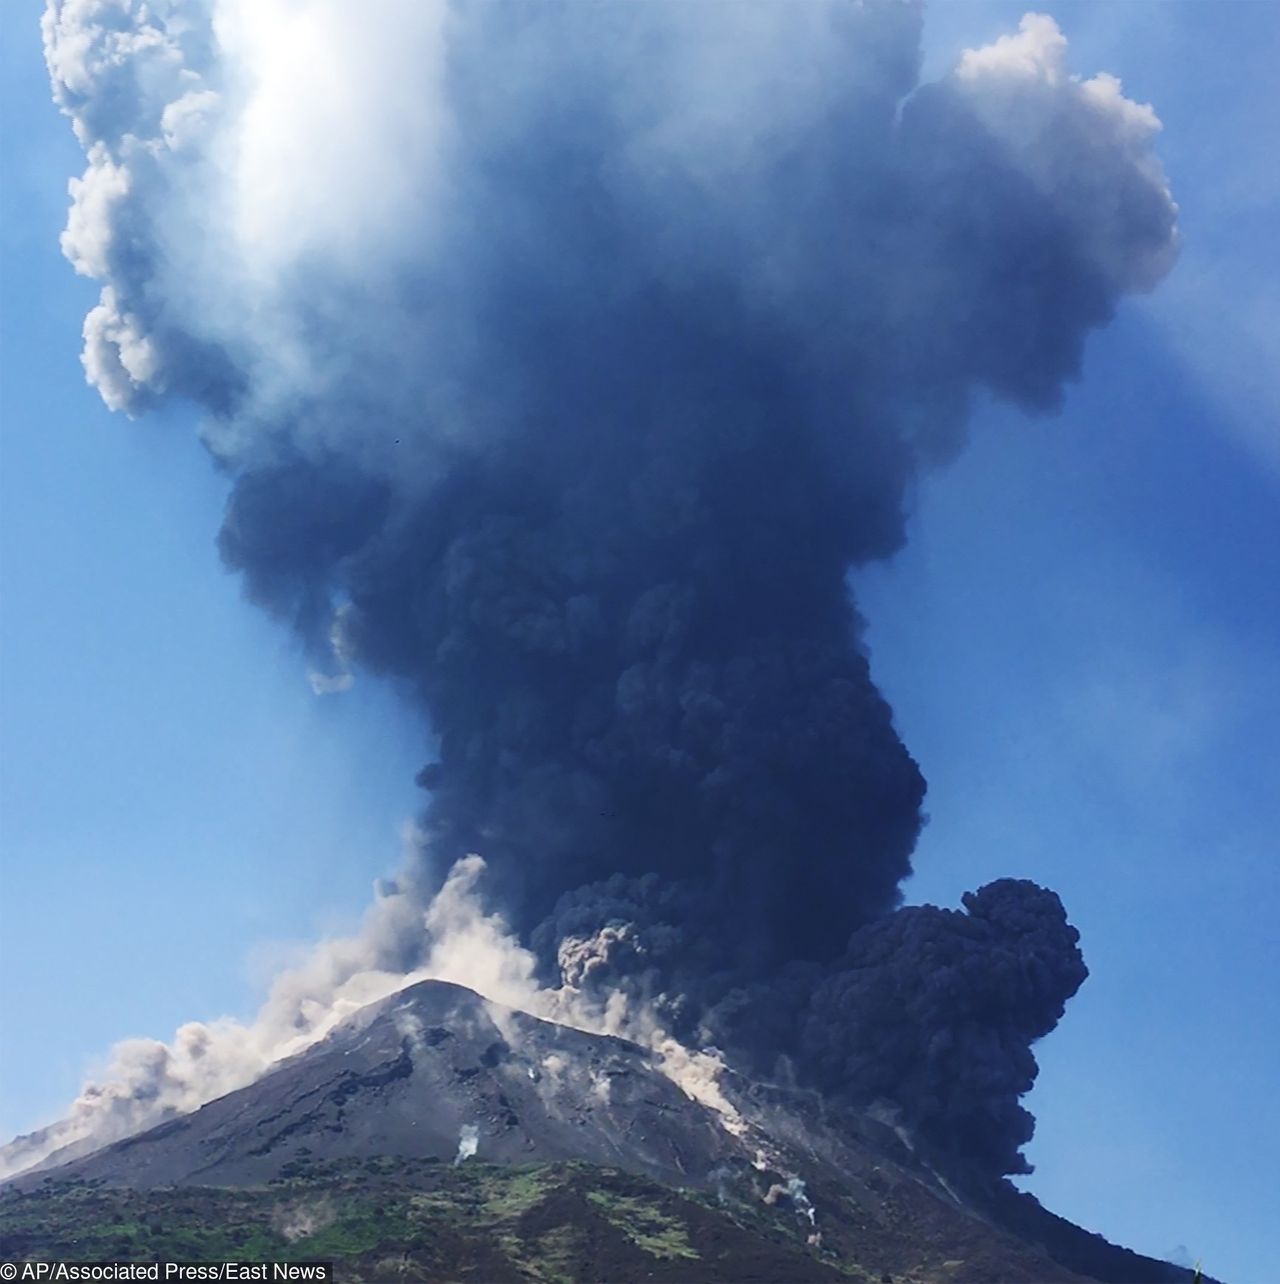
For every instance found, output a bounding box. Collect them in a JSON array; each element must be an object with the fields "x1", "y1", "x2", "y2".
[{"x1": 3, "y1": 980, "x2": 1208, "y2": 1283}]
